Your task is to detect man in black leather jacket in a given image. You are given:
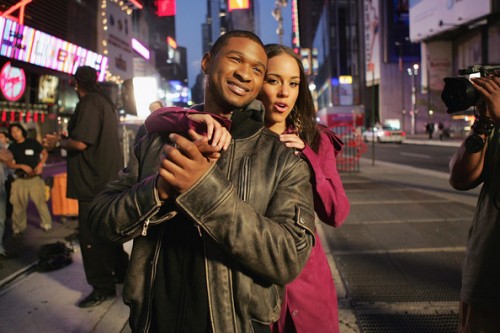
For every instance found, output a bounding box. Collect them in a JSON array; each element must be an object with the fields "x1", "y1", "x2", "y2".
[{"x1": 89, "y1": 30, "x2": 316, "y2": 333}]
